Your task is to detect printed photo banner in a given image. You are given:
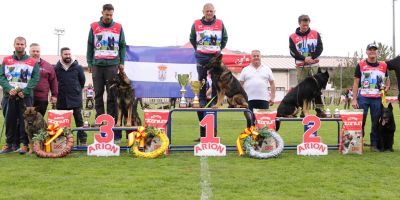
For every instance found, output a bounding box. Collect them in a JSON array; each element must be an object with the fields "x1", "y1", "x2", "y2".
[
  {"x1": 47, "y1": 110, "x2": 73, "y2": 128},
  {"x1": 339, "y1": 110, "x2": 364, "y2": 155},
  {"x1": 143, "y1": 109, "x2": 169, "y2": 132},
  {"x1": 253, "y1": 109, "x2": 277, "y2": 130}
]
